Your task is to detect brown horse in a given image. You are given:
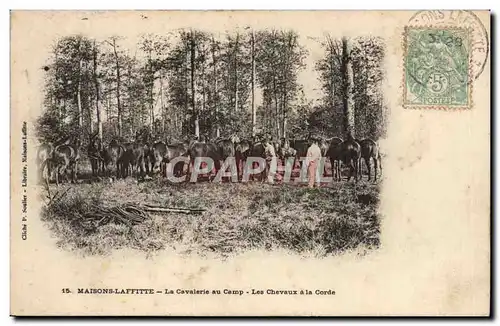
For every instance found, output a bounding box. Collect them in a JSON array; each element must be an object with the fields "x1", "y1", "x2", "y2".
[
  {"x1": 166, "y1": 141, "x2": 190, "y2": 177},
  {"x1": 327, "y1": 137, "x2": 343, "y2": 182},
  {"x1": 36, "y1": 143, "x2": 54, "y2": 187},
  {"x1": 215, "y1": 135, "x2": 240, "y2": 181},
  {"x1": 119, "y1": 142, "x2": 147, "y2": 179},
  {"x1": 249, "y1": 141, "x2": 269, "y2": 182},
  {"x1": 340, "y1": 133, "x2": 361, "y2": 182},
  {"x1": 188, "y1": 141, "x2": 221, "y2": 182},
  {"x1": 117, "y1": 129, "x2": 153, "y2": 180},
  {"x1": 151, "y1": 140, "x2": 189, "y2": 178},
  {"x1": 101, "y1": 139, "x2": 124, "y2": 179},
  {"x1": 51, "y1": 138, "x2": 81, "y2": 185},
  {"x1": 87, "y1": 133, "x2": 104, "y2": 178},
  {"x1": 359, "y1": 138, "x2": 382, "y2": 182},
  {"x1": 151, "y1": 141, "x2": 167, "y2": 176},
  {"x1": 217, "y1": 136, "x2": 237, "y2": 161}
]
